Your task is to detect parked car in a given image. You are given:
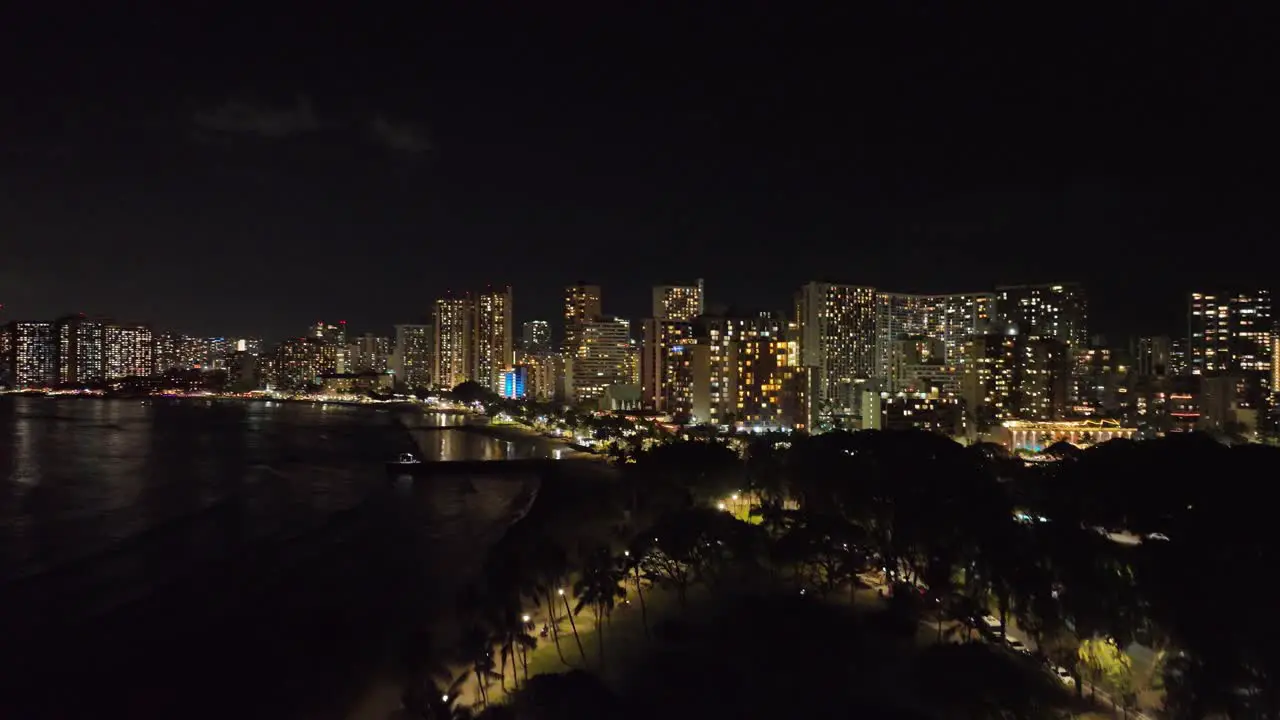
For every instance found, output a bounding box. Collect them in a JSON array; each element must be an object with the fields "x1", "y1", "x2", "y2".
[{"x1": 1006, "y1": 637, "x2": 1031, "y2": 655}]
